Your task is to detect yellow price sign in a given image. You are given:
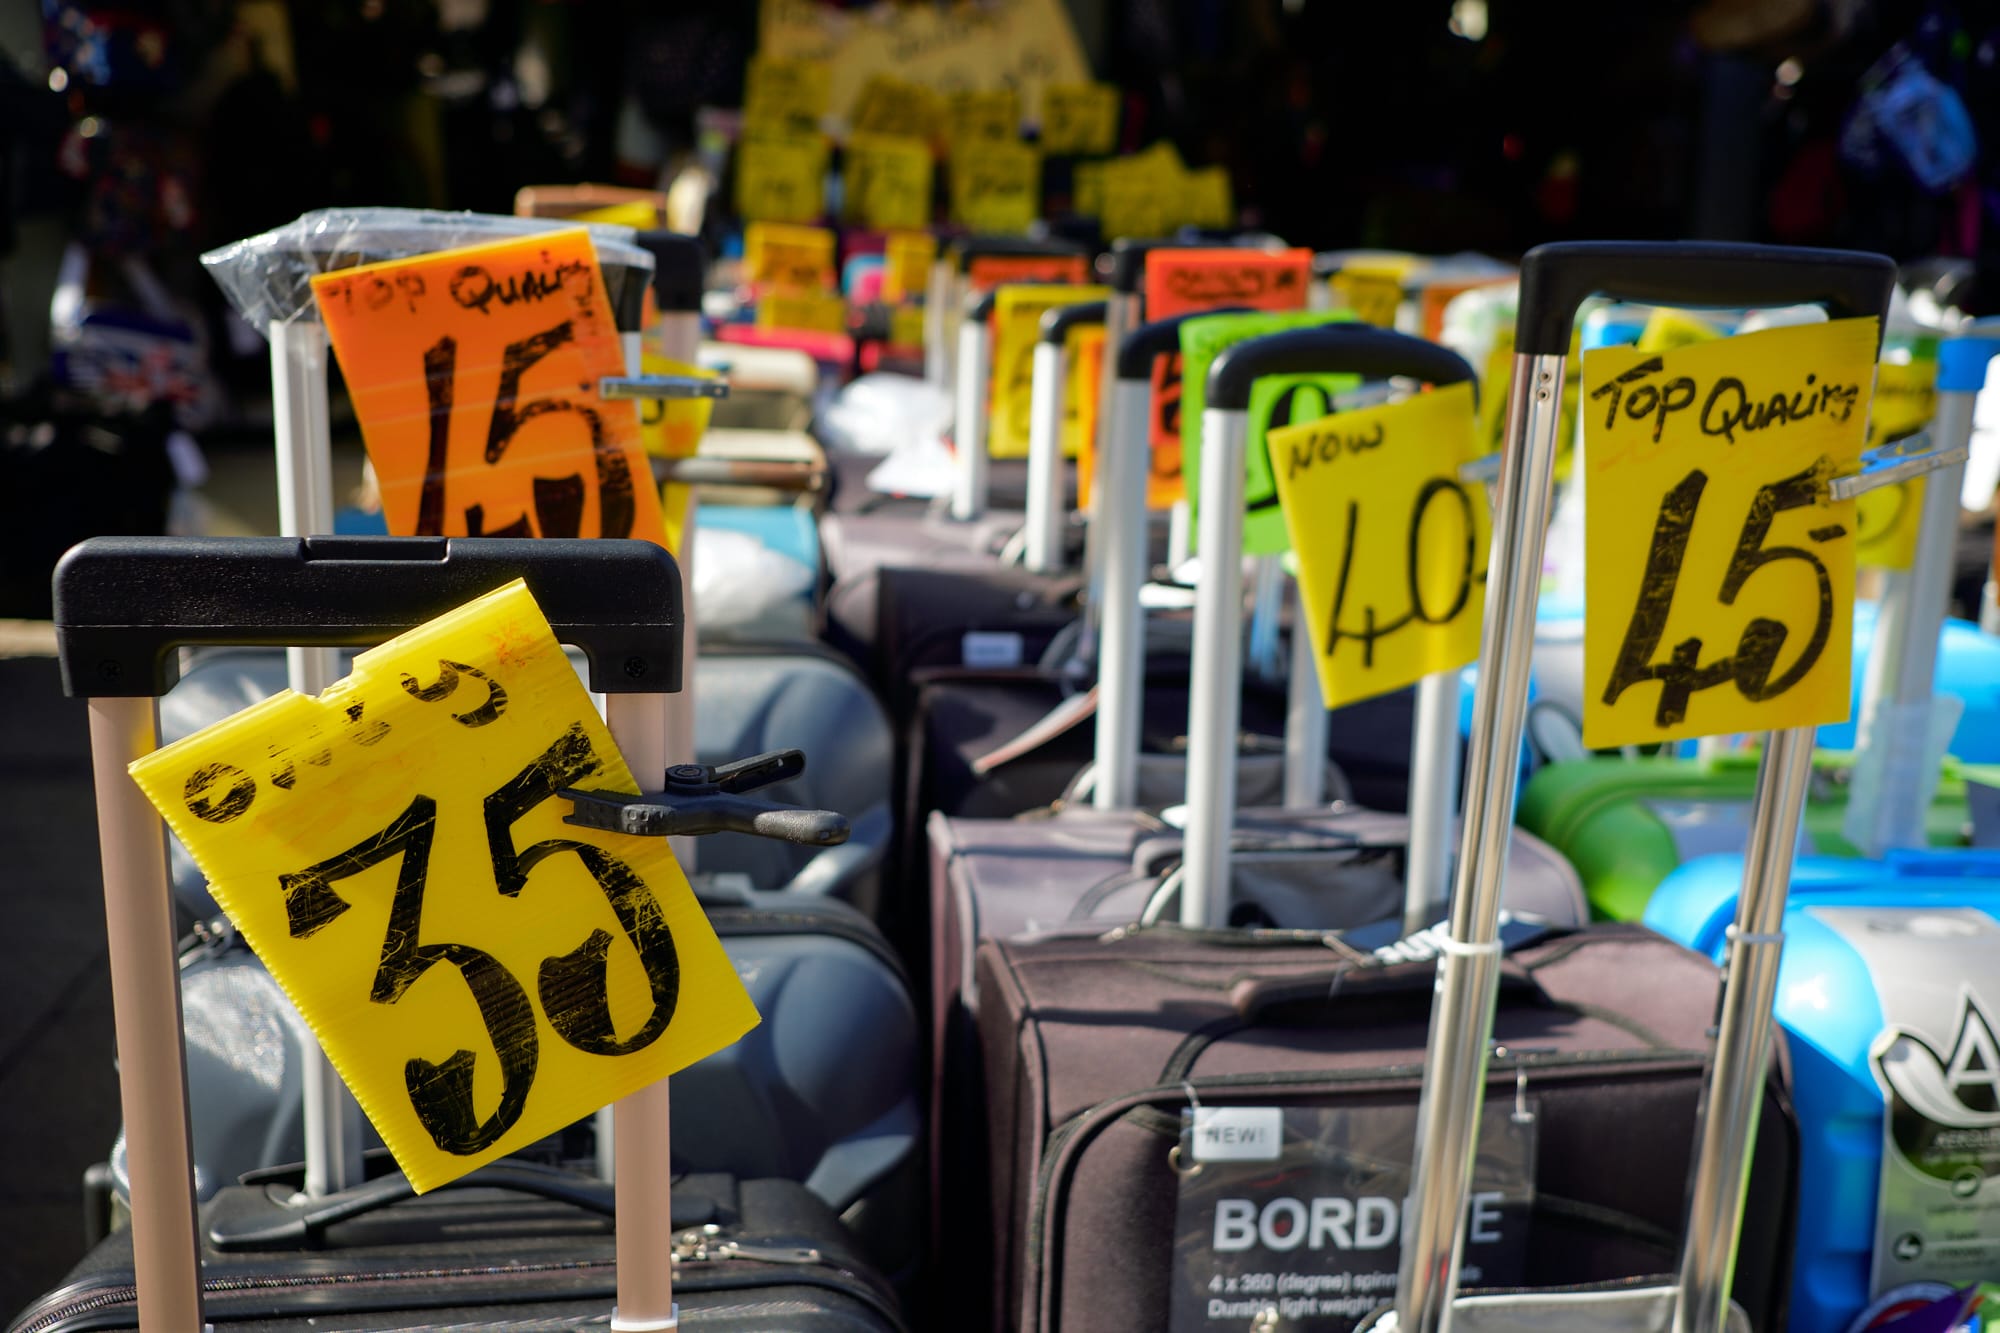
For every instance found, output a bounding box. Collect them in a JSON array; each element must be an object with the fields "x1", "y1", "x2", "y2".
[
  {"x1": 1581, "y1": 319, "x2": 1876, "y2": 749},
  {"x1": 987, "y1": 283, "x2": 1110, "y2": 458},
  {"x1": 889, "y1": 304, "x2": 927, "y2": 349},
  {"x1": 845, "y1": 133, "x2": 934, "y2": 232},
  {"x1": 129, "y1": 580, "x2": 758, "y2": 1193},
  {"x1": 946, "y1": 87, "x2": 1021, "y2": 145},
  {"x1": 850, "y1": 75, "x2": 943, "y2": 139},
  {"x1": 570, "y1": 201, "x2": 660, "y2": 230},
  {"x1": 1073, "y1": 160, "x2": 1106, "y2": 219},
  {"x1": 744, "y1": 54, "x2": 830, "y2": 130},
  {"x1": 743, "y1": 221, "x2": 835, "y2": 292},
  {"x1": 759, "y1": 290, "x2": 847, "y2": 334},
  {"x1": 637, "y1": 353, "x2": 718, "y2": 557},
  {"x1": 1097, "y1": 154, "x2": 1179, "y2": 240},
  {"x1": 1329, "y1": 268, "x2": 1406, "y2": 329},
  {"x1": 950, "y1": 141, "x2": 1042, "y2": 234},
  {"x1": 1269, "y1": 383, "x2": 1490, "y2": 709},
  {"x1": 1064, "y1": 323, "x2": 1105, "y2": 464},
  {"x1": 1040, "y1": 82, "x2": 1118, "y2": 155},
  {"x1": 735, "y1": 131, "x2": 828, "y2": 224},
  {"x1": 1854, "y1": 357, "x2": 1938, "y2": 572},
  {"x1": 311, "y1": 229, "x2": 663, "y2": 545},
  {"x1": 1183, "y1": 166, "x2": 1233, "y2": 229},
  {"x1": 882, "y1": 230, "x2": 936, "y2": 305}
]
